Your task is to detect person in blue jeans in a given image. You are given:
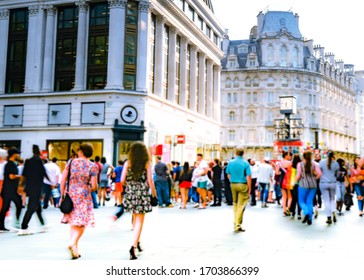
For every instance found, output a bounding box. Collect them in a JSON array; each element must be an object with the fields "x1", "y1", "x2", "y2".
[
  {"x1": 294, "y1": 151, "x2": 322, "y2": 225},
  {"x1": 154, "y1": 156, "x2": 172, "y2": 207}
]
